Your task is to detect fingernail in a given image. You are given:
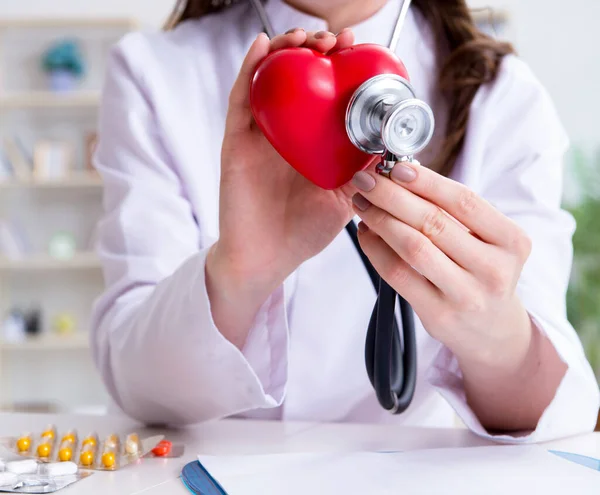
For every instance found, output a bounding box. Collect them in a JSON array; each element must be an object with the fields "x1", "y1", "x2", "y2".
[
  {"x1": 352, "y1": 171, "x2": 376, "y2": 192},
  {"x1": 336, "y1": 28, "x2": 350, "y2": 37},
  {"x1": 352, "y1": 194, "x2": 371, "y2": 212},
  {"x1": 315, "y1": 31, "x2": 332, "y2": 39},
  {"x1": 358, "y1": 221, "x2": 369, "y2": 233},
  {"x1": 285, "y1": 27, "x2": 304, "y2": 34},
  {"x1": 391, "y1": 163, "x2": 417, "y2": 183}
]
